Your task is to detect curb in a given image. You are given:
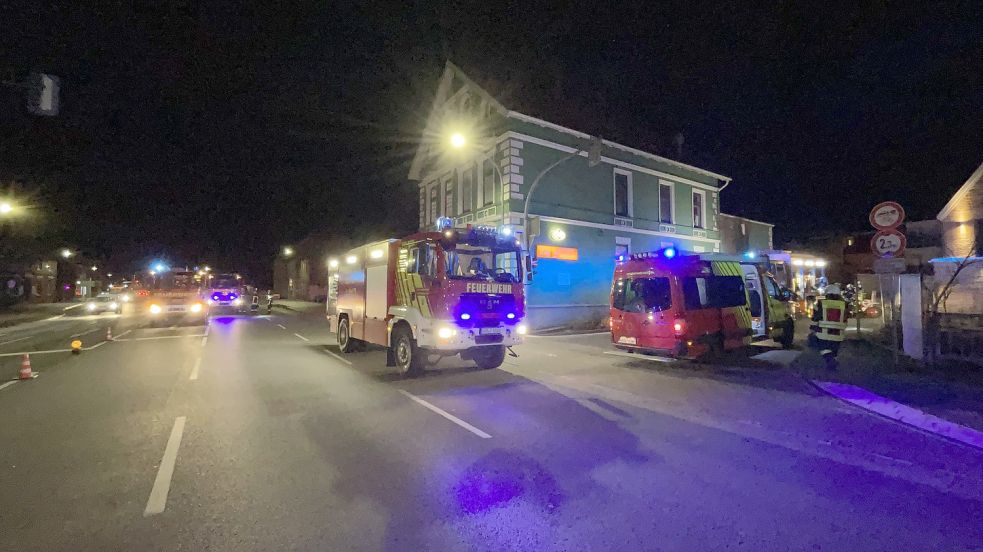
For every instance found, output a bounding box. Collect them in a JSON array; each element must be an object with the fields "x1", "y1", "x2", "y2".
[{"x1": 809, "y1": 379, "x2": 983, "y2": 452}]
